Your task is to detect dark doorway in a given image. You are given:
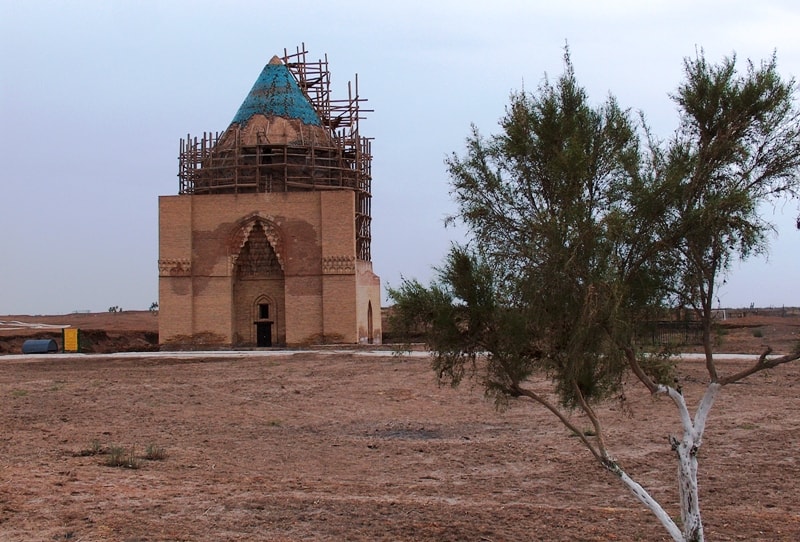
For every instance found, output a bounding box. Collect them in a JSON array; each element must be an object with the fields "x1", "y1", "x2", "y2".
[
  {"x1": 367, "y1": 301, "x2": 374, "y2": 344},
  {"x1": 256, "y1": 322, "x2": 272, "y2": 347}
]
